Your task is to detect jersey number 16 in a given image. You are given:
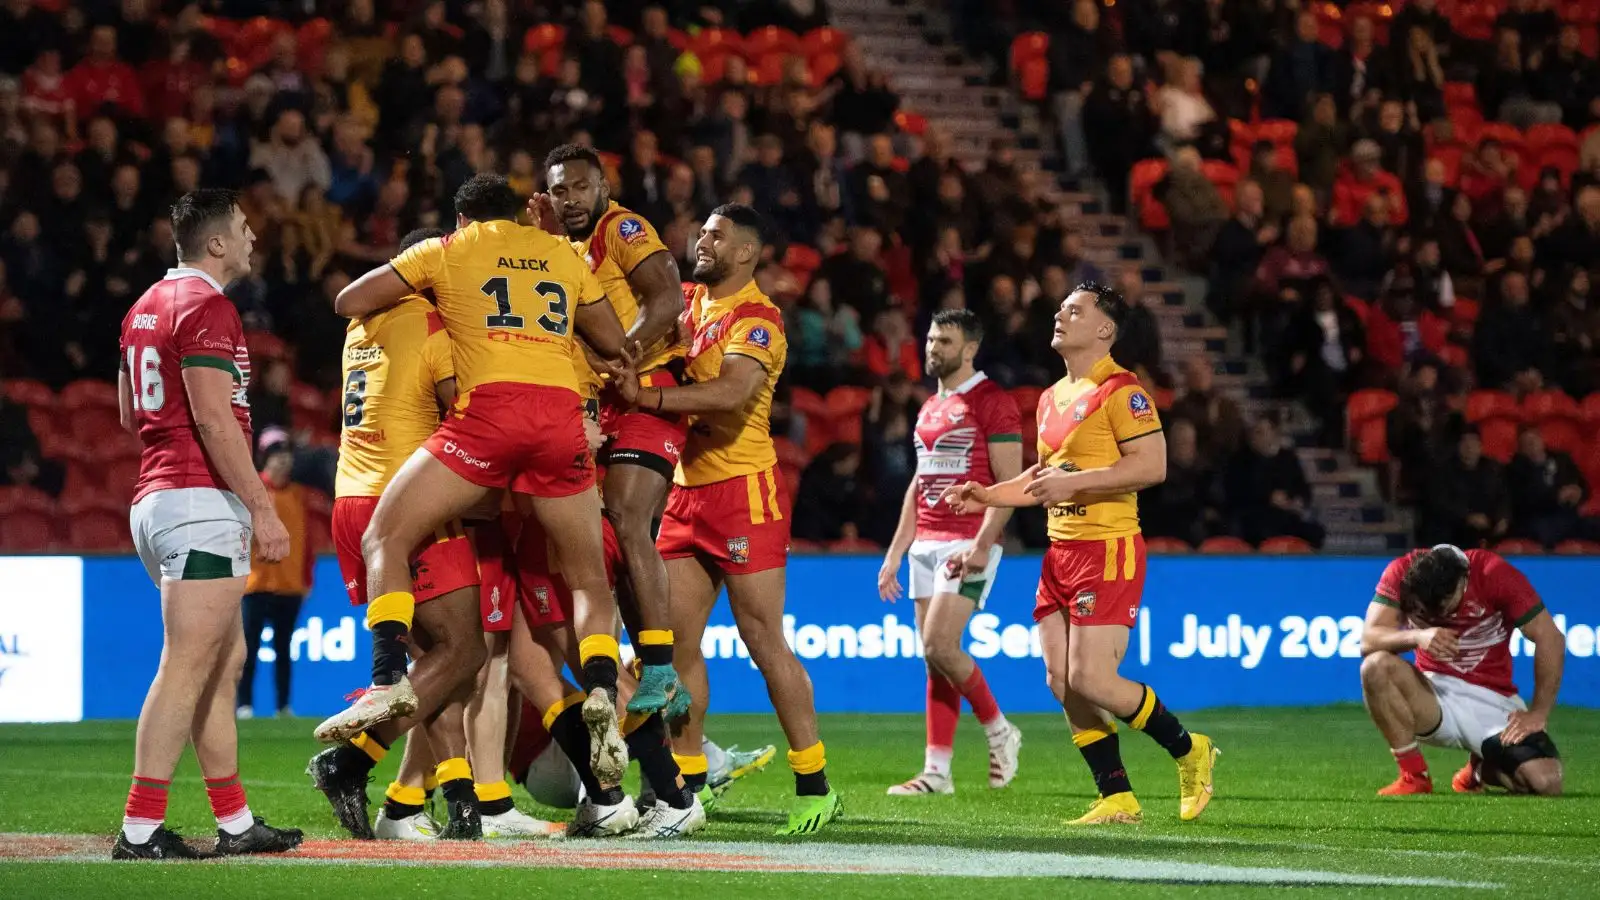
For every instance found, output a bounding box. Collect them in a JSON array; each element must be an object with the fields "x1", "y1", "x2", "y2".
[
  {"x1": 481, "y1": 277, "x2": 569, "y2": 336},
  {"x1": 125, "y1": 345, "x2": 165, "y2": 413}
]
